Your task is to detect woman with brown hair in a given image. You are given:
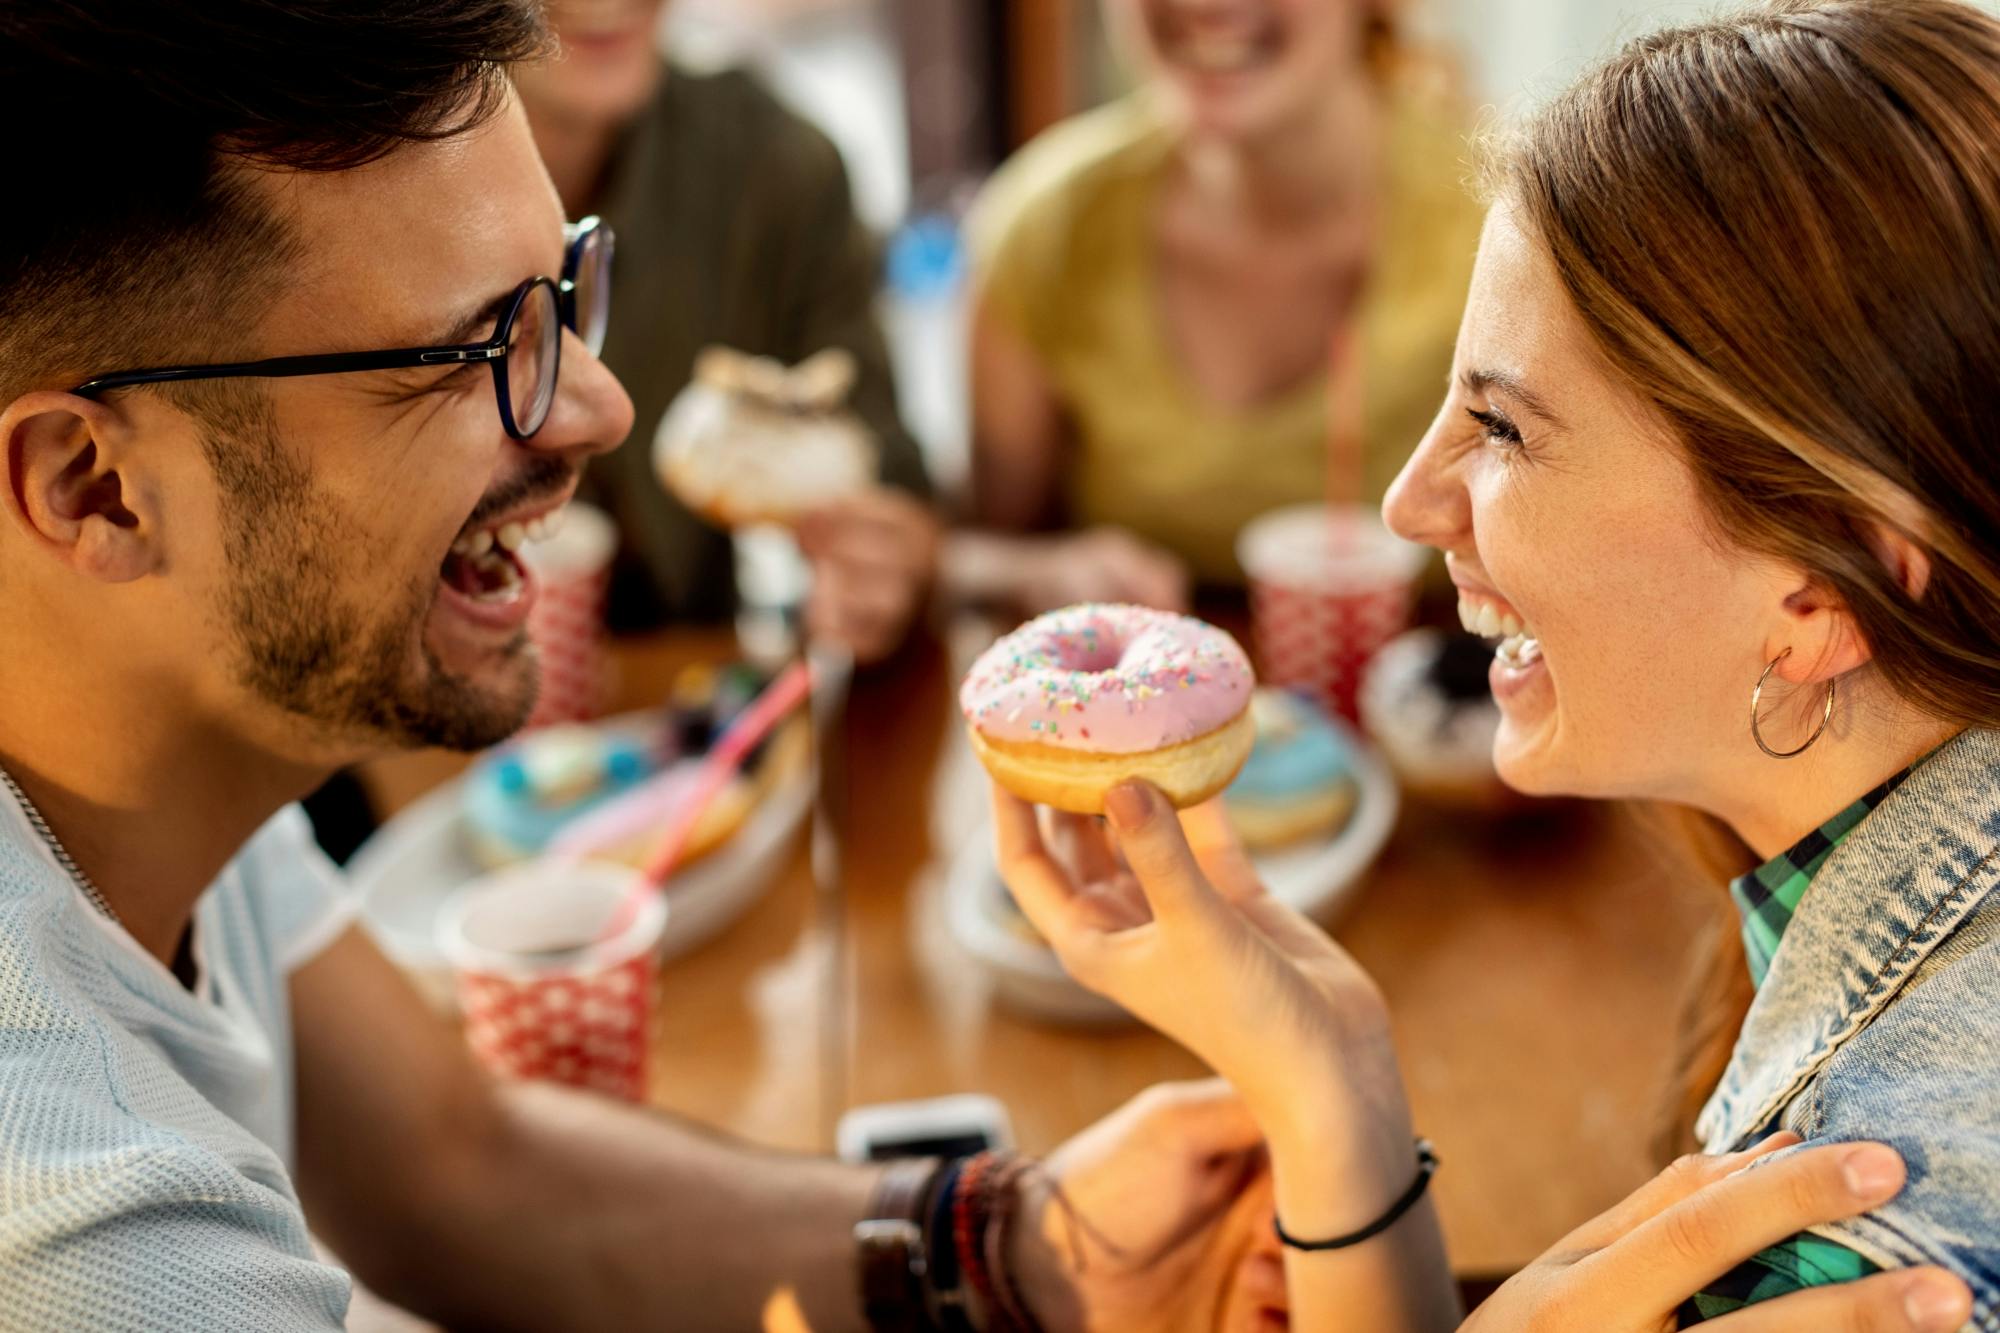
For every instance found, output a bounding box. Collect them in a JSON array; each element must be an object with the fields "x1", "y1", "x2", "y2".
[{"x1": 992, "y1": 0, "x2": 1999, "y2": 1328}]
